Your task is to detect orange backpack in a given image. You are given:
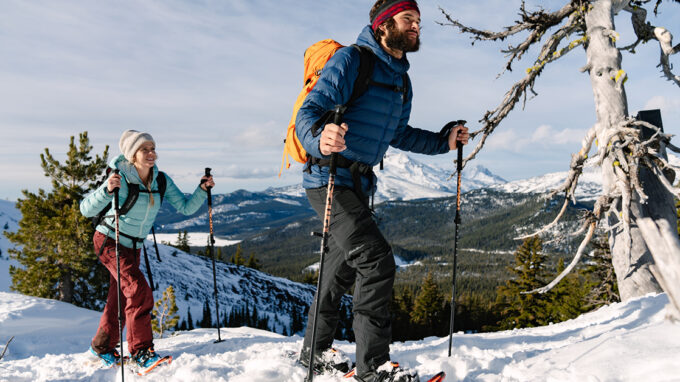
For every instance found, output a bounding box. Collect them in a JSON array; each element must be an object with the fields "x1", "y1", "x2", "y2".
[{"x1": 279, "y1": 39, "x2": 376, "y2": 176}]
